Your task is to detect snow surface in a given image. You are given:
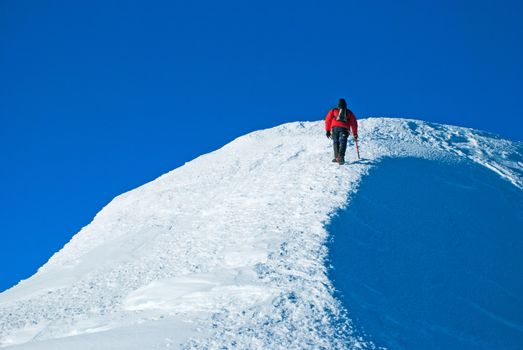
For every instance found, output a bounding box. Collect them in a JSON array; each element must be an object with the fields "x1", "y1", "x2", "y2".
[
  {"x1": 0, "y1": 118, "x2": 521, "y2": 349},
  {"x1": 328, "y1": 158, "x2": 523, "y2": 349}
]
